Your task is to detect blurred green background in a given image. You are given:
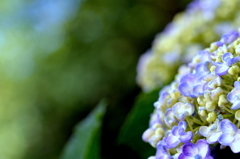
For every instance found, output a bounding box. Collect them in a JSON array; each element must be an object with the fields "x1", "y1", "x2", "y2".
[{"x1": 0, "y1": 0, "x2": 190, "y2": 158}]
